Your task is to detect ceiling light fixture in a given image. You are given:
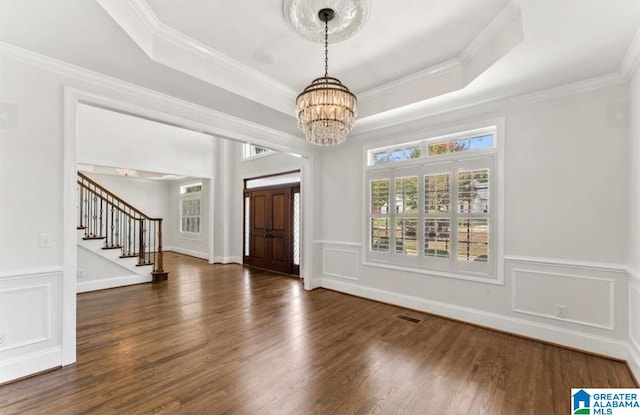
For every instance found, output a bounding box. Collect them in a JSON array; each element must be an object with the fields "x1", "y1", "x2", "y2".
[
  {"x1": 116, "y1": 168, "x2": 136, "y2": 177},
  {"x1": 296, "y1": 8, "x2": 357, "y2": 146}
]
